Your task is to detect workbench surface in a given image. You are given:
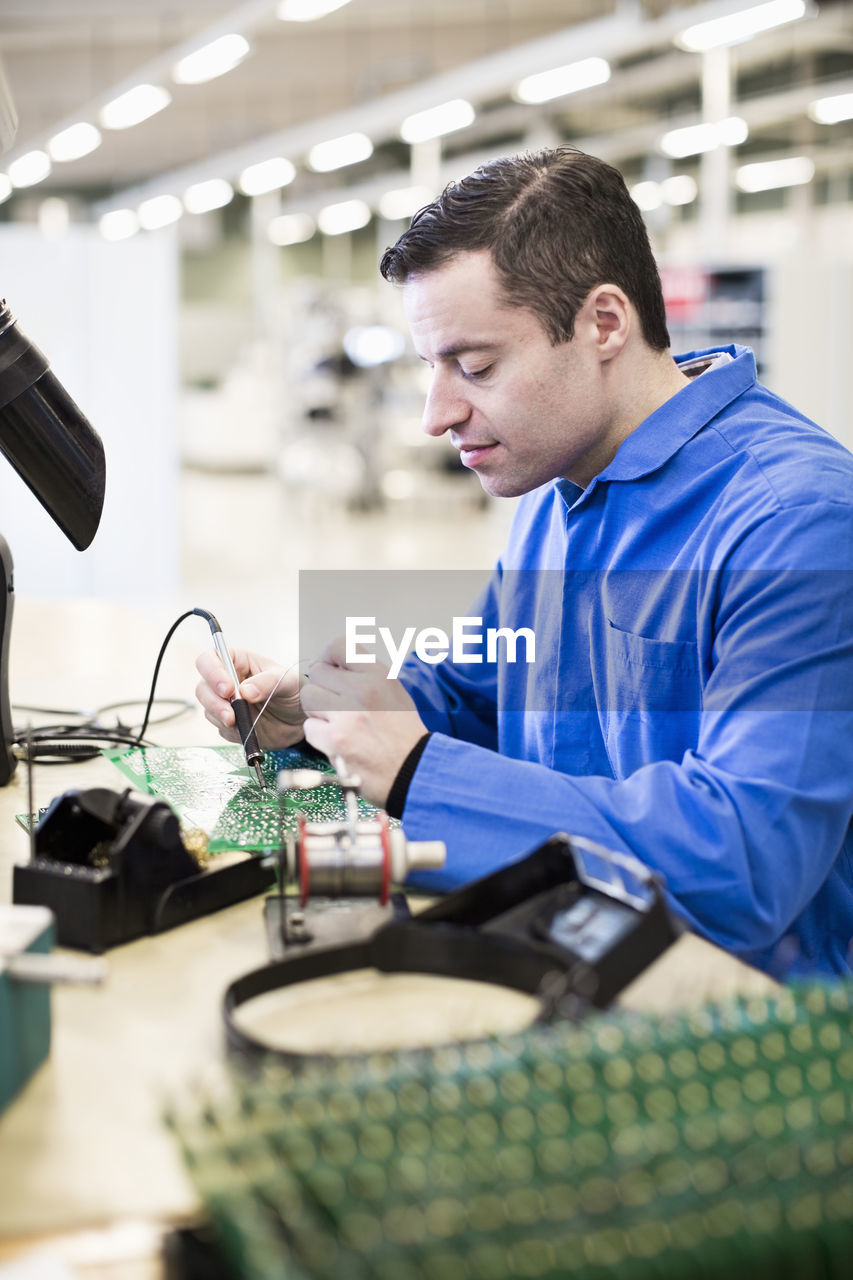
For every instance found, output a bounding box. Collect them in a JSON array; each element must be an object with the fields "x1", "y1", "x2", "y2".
[{"x1": 0, "y1": 600, "x2": 778, "y2": 1276}]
